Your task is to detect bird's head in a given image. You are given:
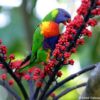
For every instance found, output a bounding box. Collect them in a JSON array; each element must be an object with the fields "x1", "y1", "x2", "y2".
[
  {"x1": 42, "y1": 8, "x2": 71, "y2": 25},
  {"x1": 54, "y1": 8, "x2": 71, "y2": 25}
]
